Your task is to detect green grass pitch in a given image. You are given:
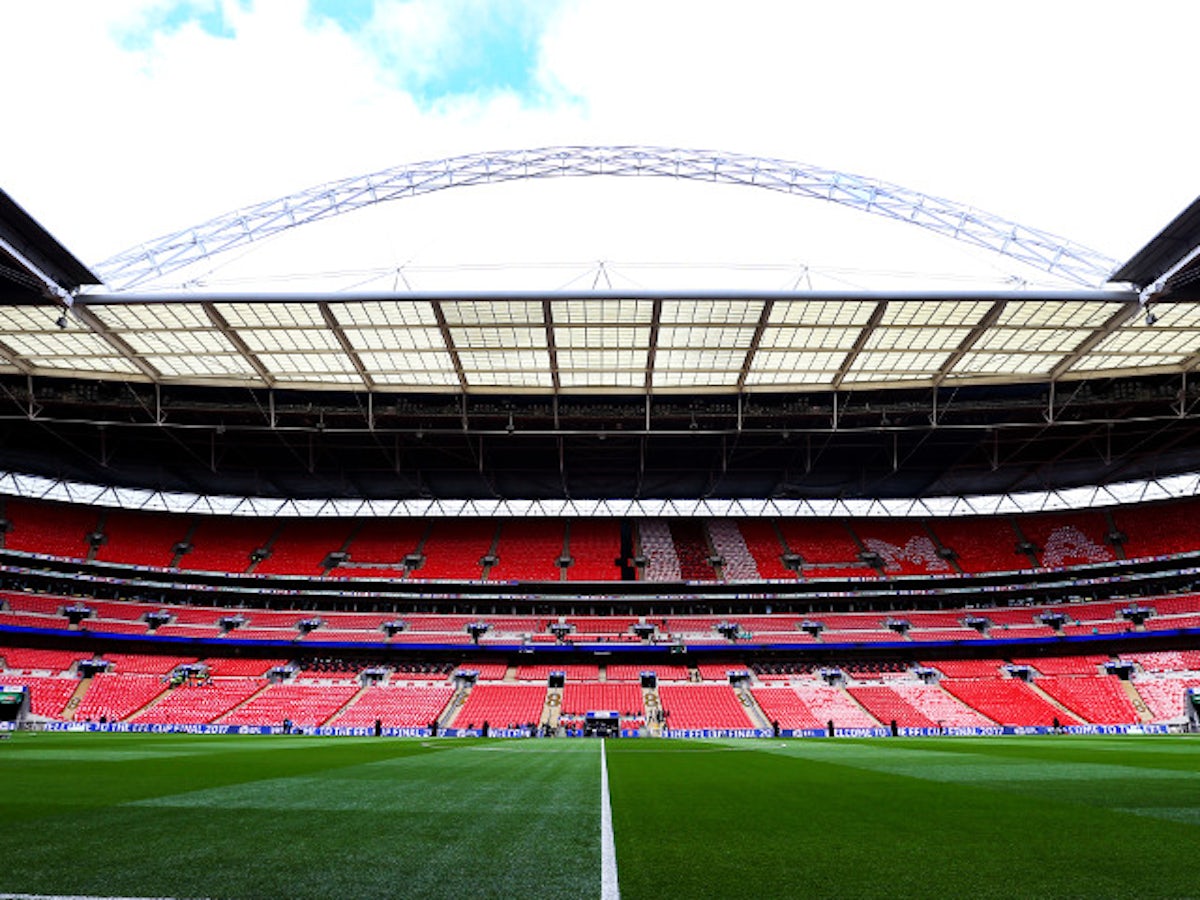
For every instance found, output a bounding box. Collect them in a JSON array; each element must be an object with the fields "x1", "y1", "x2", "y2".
[{"x1": 2, "y1": 732, "x2": 1199, "y2": 899}]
